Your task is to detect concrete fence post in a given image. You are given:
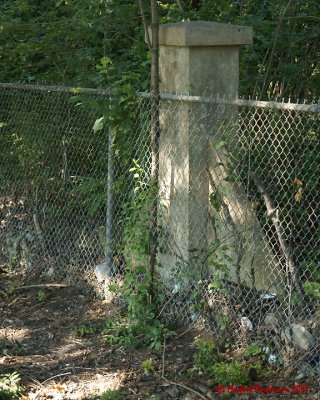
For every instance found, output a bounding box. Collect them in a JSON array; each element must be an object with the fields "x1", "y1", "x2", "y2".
[
  {"x1": 157, "y1": 21, "x2": 279, "y2": 292},
  {"x1": 157, "y1": 21, "x2": 252, "y2": 281}
]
